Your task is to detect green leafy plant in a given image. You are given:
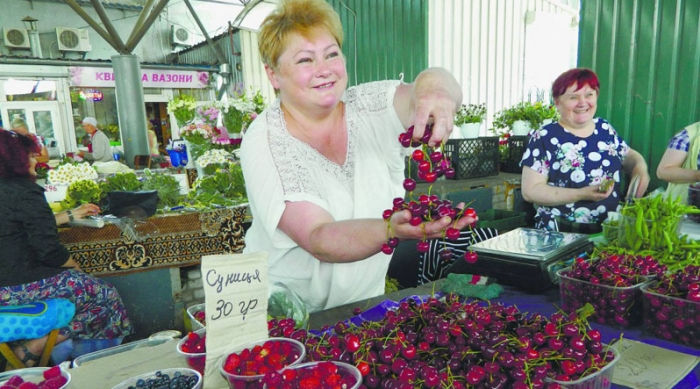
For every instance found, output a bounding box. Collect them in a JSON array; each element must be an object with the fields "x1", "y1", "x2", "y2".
[
  {"x1": 493, "y1": 102, "x2": 558, "y2": 131},
  {"x1": 454, "y1": 103, "x2": 487, "y2": 125},
  {"x1": 188, "y1": 163, "x2": 247, "y2": 208},
  {"x1": 141, "y1": 169, "x2": 183, "y2": 208},
  {"x1": 67, "y1": 179, "x2": 102, "y2": 204},
  {"x1": 100, "y1": 172, "x2": 143, "y2": 195}
]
